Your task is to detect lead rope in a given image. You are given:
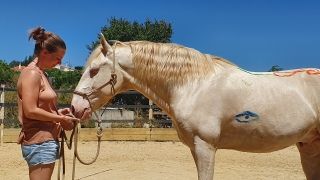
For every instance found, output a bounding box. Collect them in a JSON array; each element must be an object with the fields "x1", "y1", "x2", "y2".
[
  {"x1": 57, "y1": 73, "x2": 117, "y2": 180},
  {"x1": 57, "y1": 43, "x2": 118, "y2": 180},
  {"x1": 57, "y1": 115, "x2": 81, "y2": 180},
  {"x1": 58, "y1": 112, "x2": 105, "y2": 180}
]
